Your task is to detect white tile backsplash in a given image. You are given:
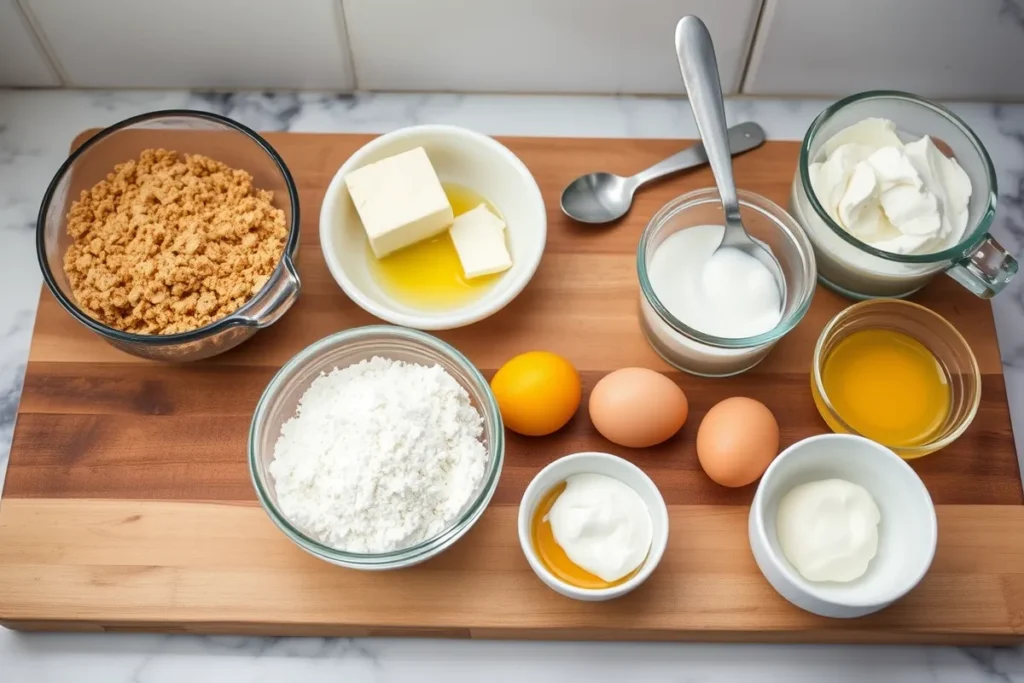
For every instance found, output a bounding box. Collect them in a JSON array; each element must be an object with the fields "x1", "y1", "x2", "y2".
[
  {"x1": 744, "y1": 0, "x2": 1024, "y2": 100},
  {"x1": 341, "y1": 0, "x2": 761, "y2": 95},
  {"x1": 0, "y1": 0, "x2": 58, "y2": 86},
  {"x1": 22, "y1": 0, "x2": 354, "y2": 90},
  {"x1": 3, "y1": 0, "x2": 1024, "y2": 99}
]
